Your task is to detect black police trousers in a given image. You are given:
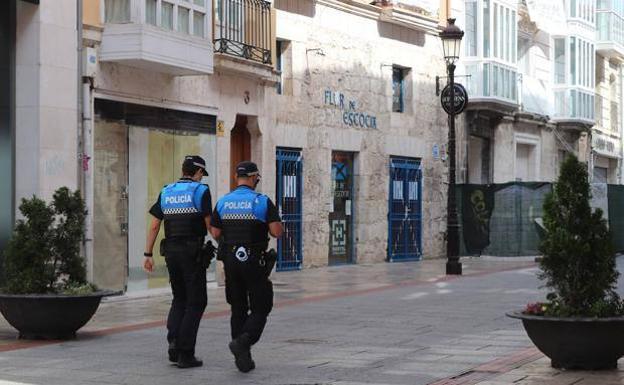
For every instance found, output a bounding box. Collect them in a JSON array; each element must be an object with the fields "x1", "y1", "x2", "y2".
[
  {"x1": 223, "y1": 254, "x2": 274, "y2": 345},
  {"x1": 164, "y1": 239, "x2": 207, "y2": 353}
]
